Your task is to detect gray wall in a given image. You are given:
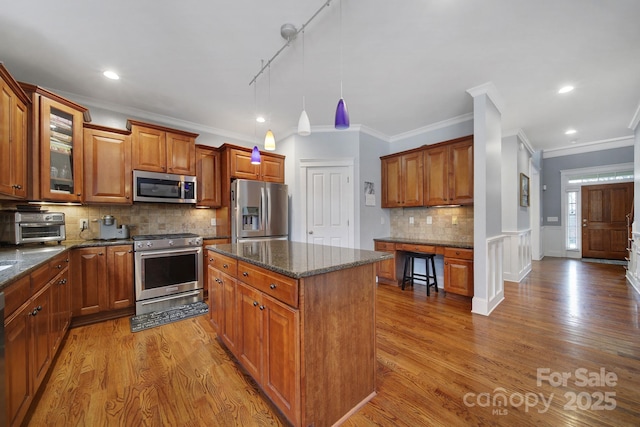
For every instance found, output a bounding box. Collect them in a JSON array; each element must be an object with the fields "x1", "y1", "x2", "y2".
[{"x1": 541, "y1": 146, "x2": 633, "y2": 226}]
